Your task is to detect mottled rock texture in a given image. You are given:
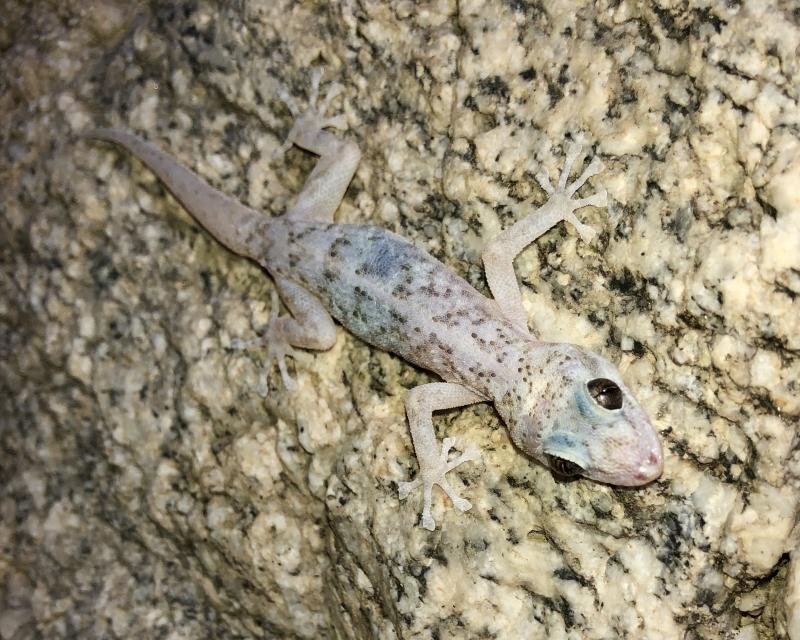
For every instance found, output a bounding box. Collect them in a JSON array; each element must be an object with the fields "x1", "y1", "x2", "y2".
[{"x1": 1, "y1": 1, "x2": 798, "y2": 638}]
